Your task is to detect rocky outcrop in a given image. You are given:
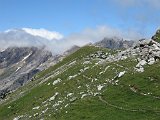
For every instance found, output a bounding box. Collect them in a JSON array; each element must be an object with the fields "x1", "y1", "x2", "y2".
[
  {"x1": 106, "y1": 39, "x2": 160, "y2": 72},
  {"x1": 91, "y1": 38, "x2": 160, "y2": 73}
]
